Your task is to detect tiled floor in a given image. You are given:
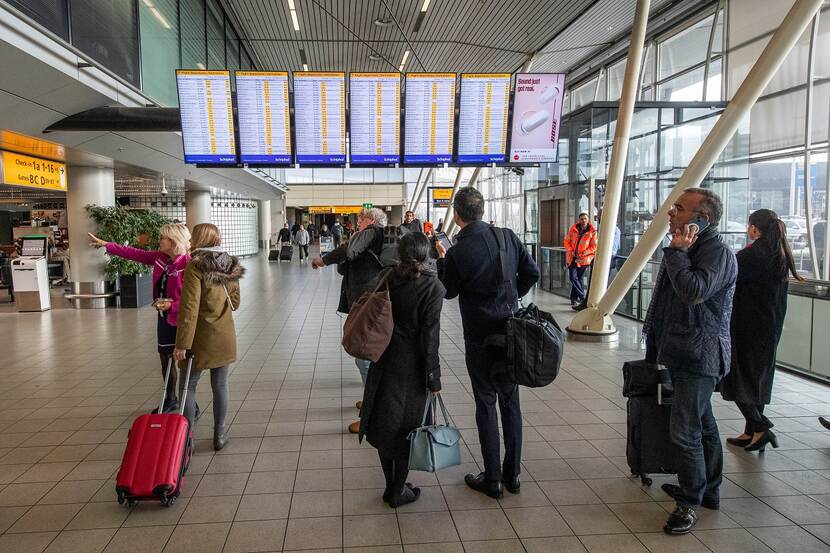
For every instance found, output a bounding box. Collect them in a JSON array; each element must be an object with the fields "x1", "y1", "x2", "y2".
[{"x1": 2, "y1": 252, "x2": 830, "y2": 552}]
